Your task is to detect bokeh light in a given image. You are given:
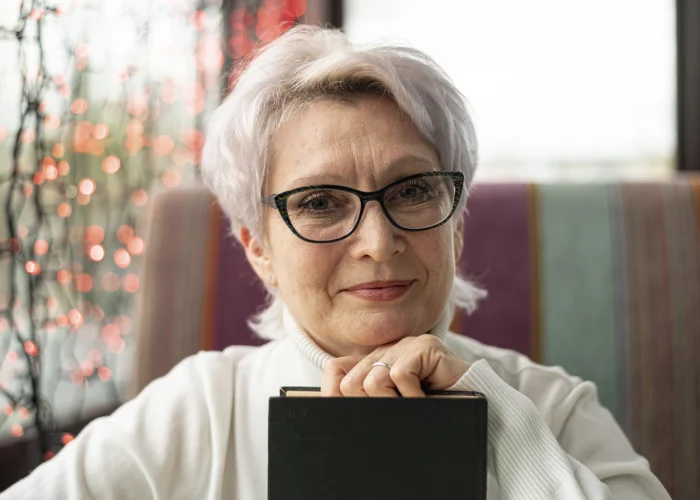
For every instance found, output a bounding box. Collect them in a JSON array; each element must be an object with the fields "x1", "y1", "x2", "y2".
[
  {"x1": 76, "y1": 274, "x2": 93, "y2": 292},
  {"x1": 97, "y1": 366, "x2": 111, "y2": 381},
  {"x1": 84, "y1": 225, "x2": 105, "y2": 245},
  {"x1": 57, "y1": 269, "x2": 72, "y2": 284},
  {"x1": 25, "y1": 261, "x2": 41, "y2": 276},
  {"x1": 34, "y1": 240, "x2": 49, "y2": 255},
  {"x1": 131, "y1": 188, "x2": 148, "y2": 206},
  {"x1": 126, "y1": 236, "x2": 145, "y2": 255},
  {"x1": 57, "y1": 202, "x2": 72, "y2": 217},
  {"x1": 88, "y1": 244, "x2": 105, "y2": 261},
  {"x1": 92, "y1": 123, "x2": 109, "y2": 139},
  {"x1": 71, "y1": 98, "x2": 88, "y2": 114},
  {"x1": 24, "y1": 341, "x2": 39, "y2": 357},
  {"x1": 68, "y1": 309, "x2": 84, "y2": 327},
  {"x1": 58, "y1": 160, "x2": 70, "y2": 175},
  {"x1": 102, "y1": 155, "x2": 120, "y2": 174},
  {"x1": 114, "y1": 249, "x2": 131, "y2": 268},
  {"x1": 162, "y1": 169, "x2": 182, "y2": 188},
  {"x1": 78, "y1": 178, "x2": 96, "y2": 195},
  {"x1": 122, "y1": 274, "x2": 140, "y2": 293},
  {"x1": 116, "y1": 225, "x2": 134, "y2": 243}
]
